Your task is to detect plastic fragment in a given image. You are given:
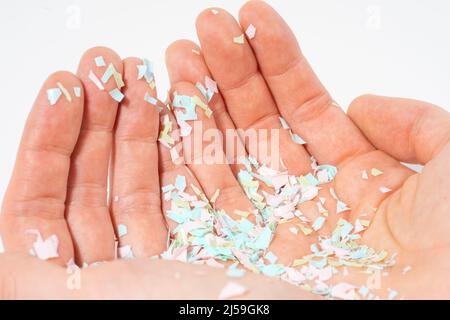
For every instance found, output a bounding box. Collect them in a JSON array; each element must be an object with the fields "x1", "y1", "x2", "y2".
[
  {"x1": 109, "y1": 88, "x2": 124, "y2": 102},
  {"x1": 388, "y1": 289, "x2": 398, "y2": 300},
  {"x1": 312, "y1": 216, "x2": 326, "y2": 231},
  {"x1": 371, "y1": 168, "x2": 384, "y2": 176},
  {"x1": 118, "y1": 224, "x2": 128, "y2": 238},
  {"x1": 402, "y1": 266, "x2": 412, "y2": 275},
  {"x1": 233, "y1": 34, "x2": 245, "y2": 44},
  {"x1": 25, "y1": 229, "x2": 59, "y2": 260},
  {"x1": 245, "y1": 24, "x2": 256, "y2": 39},
  {"x1": 73, "y1": 86, "x2": 81, "y2": 97},
  {"x1": 379, "y1": 186, "x2": 392, "y2": 194},
  {"x1": 94, "y1": 56, "x2": 106, "y2": 67},
  {"x1": 0, "y1": 235, "x2": 4, "y2": 253},
  {"x1": 218, "y1": 282, "x2": 248, "y2": 299},
  {"x1": 89, "y1": 70, "x2": 105, "y2": 90},
  {"x1": 362, "y1": 170, "x2": 368, "y2": 180},
  {"x1": 47, "y1": 88, "x2": 62, "y2": 105},
  {"x1": 118, "y1": 245, "x2": 134, "y2": 259},
  {"x1": 57, "y1": 82, "x2": 72, "y2": 102}
]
